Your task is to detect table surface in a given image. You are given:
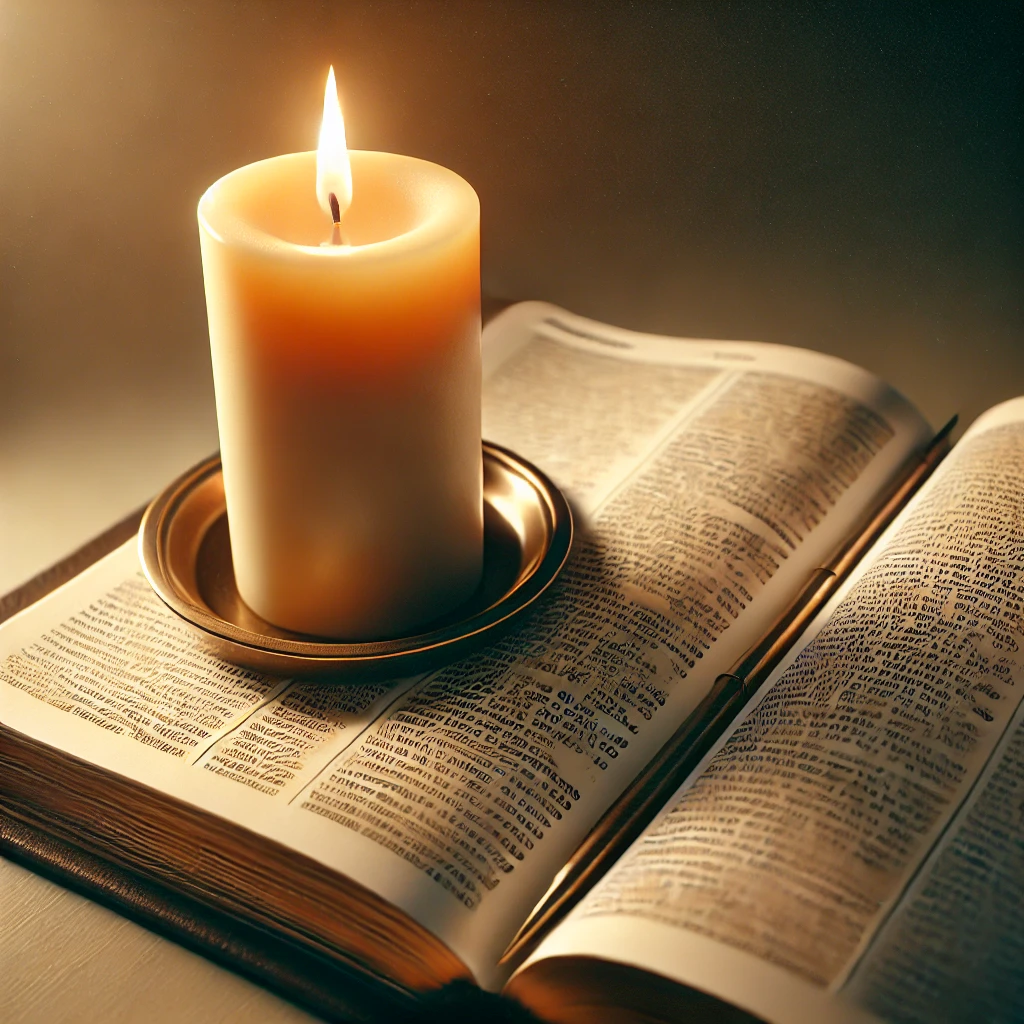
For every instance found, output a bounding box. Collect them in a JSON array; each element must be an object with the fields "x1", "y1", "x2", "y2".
[{"x1": 0, "y1": 857, "x2": 319, "y2": 1024}]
